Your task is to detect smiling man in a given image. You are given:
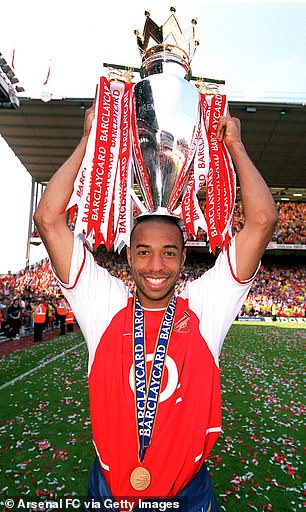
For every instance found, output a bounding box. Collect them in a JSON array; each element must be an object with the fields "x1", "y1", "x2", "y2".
[
  {"x1": 34, "y1": 103, "x2": 277, "y2": 511},
  {"x1": 127, "y1": 216, "x2": 186, "y2": 308}
]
